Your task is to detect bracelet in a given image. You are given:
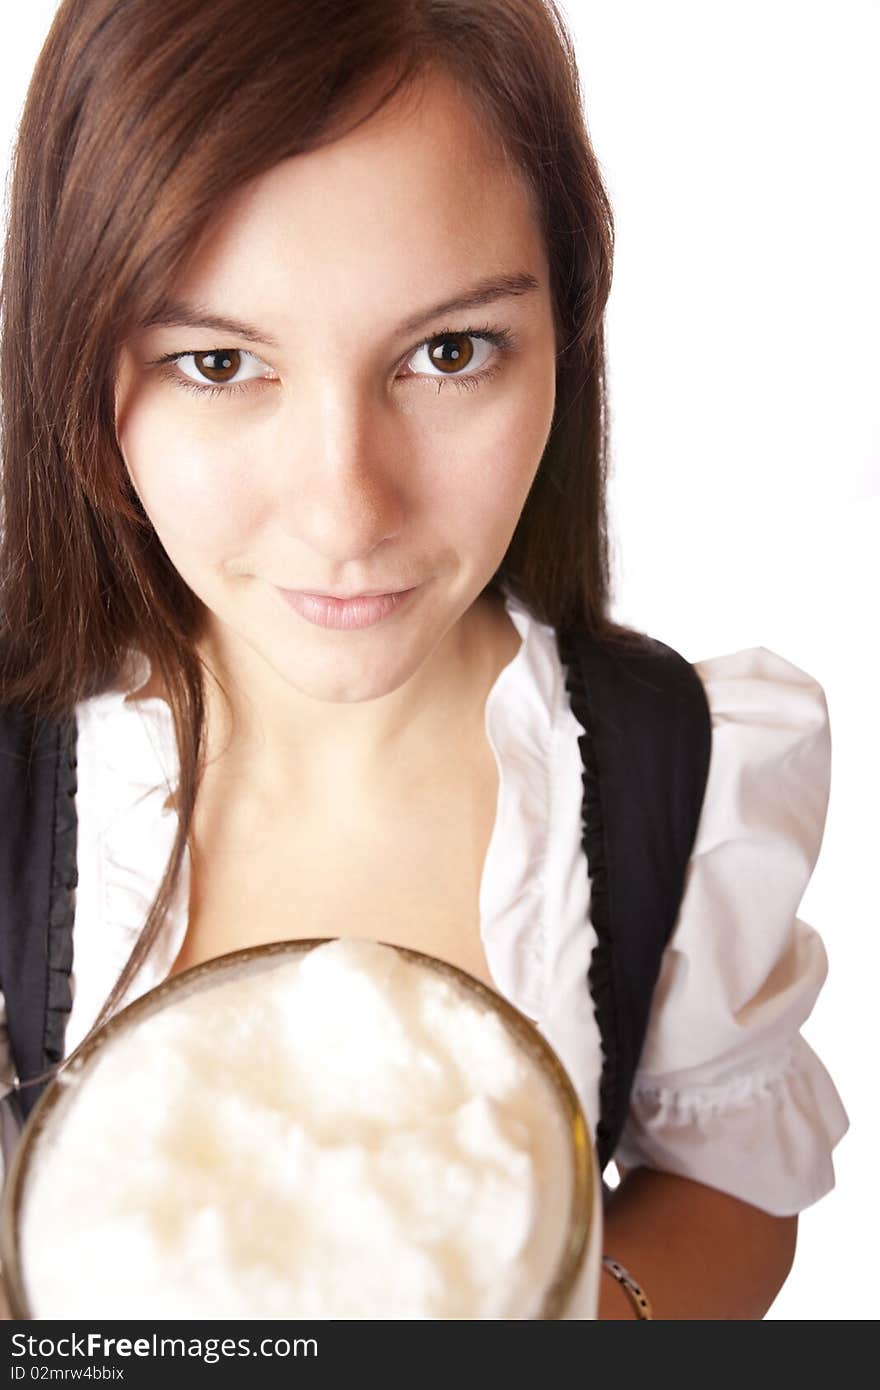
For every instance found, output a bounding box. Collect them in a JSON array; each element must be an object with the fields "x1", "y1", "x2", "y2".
[{"x1": 601, "y1": 1256, "x2": 655, "y2": 1320}]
